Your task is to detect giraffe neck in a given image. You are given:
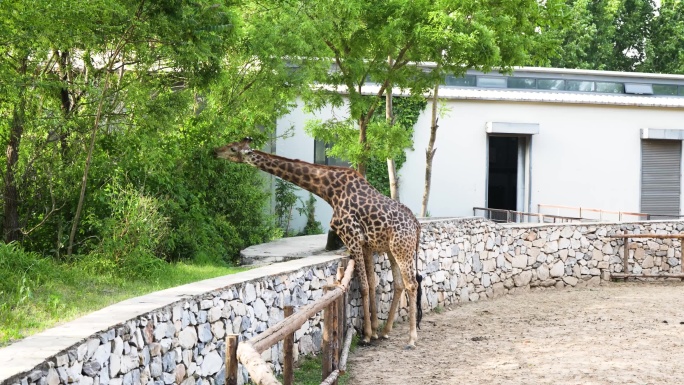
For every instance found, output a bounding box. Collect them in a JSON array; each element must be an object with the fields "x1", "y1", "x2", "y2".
[{"x1": 247, "y1": 150, "x2": 343, "y2": 204}]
